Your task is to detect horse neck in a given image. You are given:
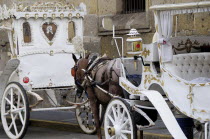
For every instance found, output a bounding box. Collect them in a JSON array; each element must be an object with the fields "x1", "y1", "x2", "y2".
[{"x1": 106, "y1": 58, "x2": 122, "y2": 79}]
